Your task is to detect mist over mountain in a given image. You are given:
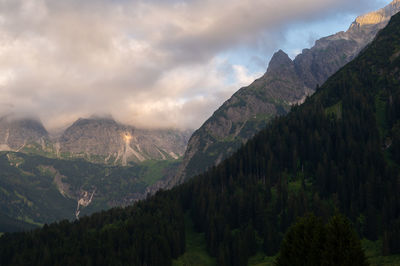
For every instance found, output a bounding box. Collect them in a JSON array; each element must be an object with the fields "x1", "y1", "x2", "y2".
[
  {"x1": 0, "y1": 115, "x2": 191, "y2": 166},
  {"x1": 0, "y1": 116, "x2": 48, "y2": 151}
]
